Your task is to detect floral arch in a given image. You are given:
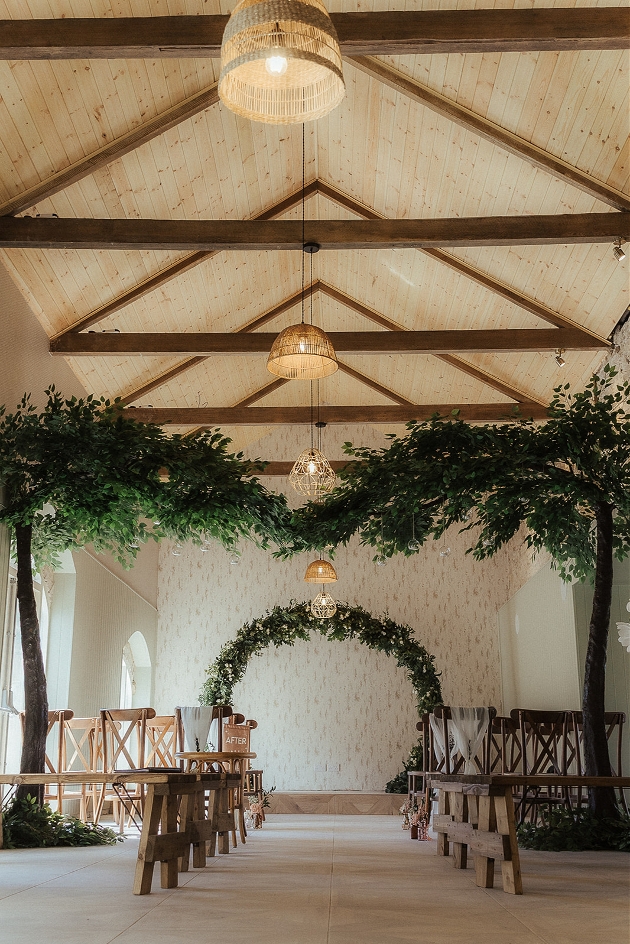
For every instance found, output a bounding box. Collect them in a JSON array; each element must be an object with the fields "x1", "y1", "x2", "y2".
[{"x1": 200, "y1": 601, "x2": 442, "y2": 715}]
